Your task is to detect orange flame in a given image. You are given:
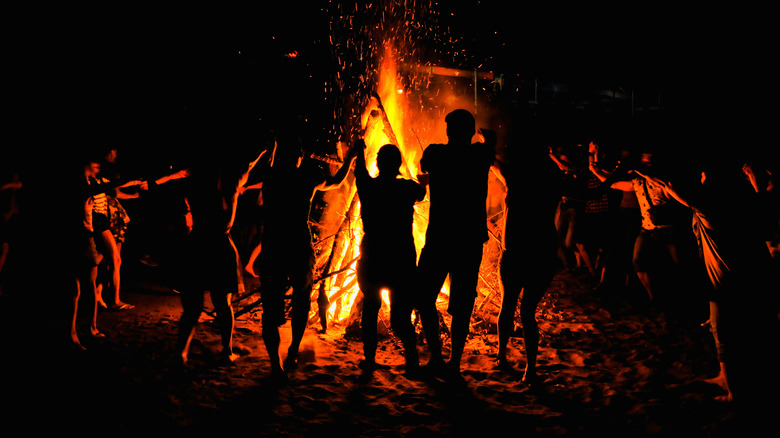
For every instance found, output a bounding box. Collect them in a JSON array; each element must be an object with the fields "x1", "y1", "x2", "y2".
[
  {"x1": 311, "y1": 42, "x2": 433, "y2": 327},
  {"x1": 311, "y1": 42, "x2": 506, "y2": 332}
]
